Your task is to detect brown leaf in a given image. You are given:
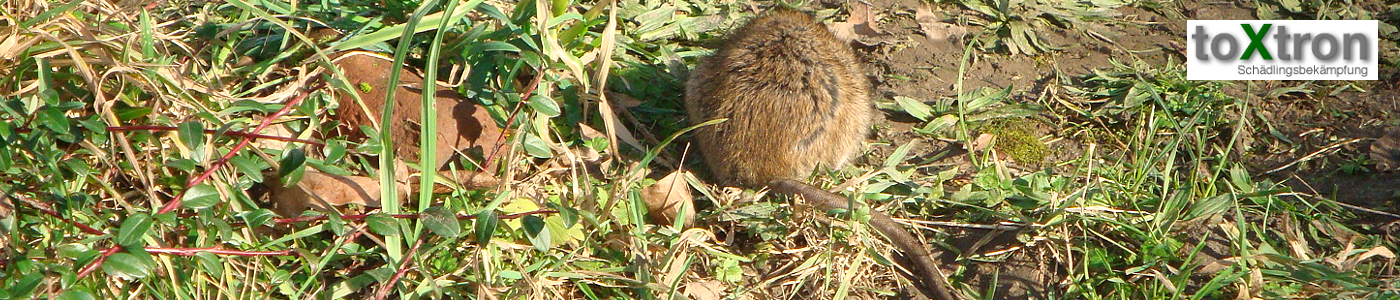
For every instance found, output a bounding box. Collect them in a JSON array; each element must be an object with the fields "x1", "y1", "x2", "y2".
[
  {"x1": 431, "y1": 170, "x2": 502, "y2": 193},
  {"x1": 660, "y1": 244, "x2": 691, "y2": 296},
  {"x1": 970, "y1": 133, "x2": 996, "y2": 153},
  {"x1": 269, "y1": 171, "x2": 408, "y2": 217},
  {"x1": 641, "y1": 170, "x2": 695, "y2": 227},
  {"x1": 0, "y1": 26, "x2": 41, "y2": 61},
  {"x1": 848, "y1": 1, "x2": 881, "y2": 35},
  {"x1": 828, "y1": 1, "x2": 888, "y2": 45},
  {"x1": 327, "y1": 52, "x2": 506, "y2": 171},
  {"x1": 1330, "y1": 238, "x2": 1395, "y2": 272},
  {"x1": 605, "y1": 91, "x2": 644, "y2": 108},
  {"x1": 567, "y1": 145, "x2": 613, "y2": 179},
  {"x1": 578, "y1": 124, "x2": 607, "y2": 141},
  {"x1": 916, "y1": 5, "x2": 967, "y2": 43},
  {"x1": 569, "y1": 126, "x2": 613, "y2": 172},
  {"x1": 1370, "y1": 128, "x2": 1400, "y2": 171},
  {"x1": 683, "y1": 280, "x2": 726, "y2": 300},
  {"x1": 250, "y1": 124, "x2": 295, "y2": 151},
  {"x1": 0, "y1": 193, "x2": 12, "y2": 220}
]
